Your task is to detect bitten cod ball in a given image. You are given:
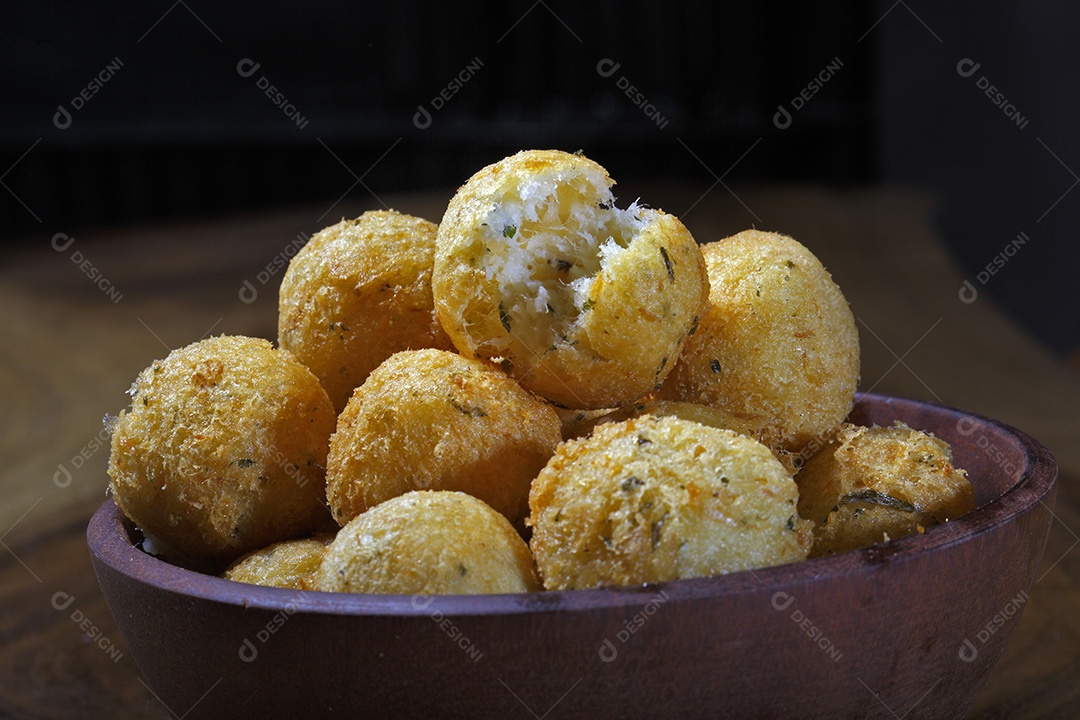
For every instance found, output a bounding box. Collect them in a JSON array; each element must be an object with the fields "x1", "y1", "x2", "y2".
[
  {"x1": 433, "y1": 149, "x2": 709, "y2": 409},
  {"x1": 797, "y1": 422, "x2": 976, "y2": 557},
  {"x1": 529, "y1": 415, "x2": 813, "y2": 590},
  {"x1": 278, "y1": 210, "x2": 453, "y2": 413},
  {"x1": 660, "y1": 230, "x2": 860, "y2": 456},
  {"x1": 108, "y1": 336, "x2": 337, "y2": 566},
  {"x1": 223, "y1": 534, "x2": 334, "y2": 590},
  {"x1": 326, "y1": 349, "x2": 561, "y2": 528},
  {"x1": 316, "y1": 491, "x2": 540, "y2": 595}
]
